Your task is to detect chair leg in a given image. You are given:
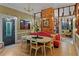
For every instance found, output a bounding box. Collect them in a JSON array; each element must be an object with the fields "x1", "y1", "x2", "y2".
[
  {"x1": 41, "y1": 47, "x2": 43, "y2": 55},
  {"x1": 50, "y1": 47, "x2": 52, "y2": 55},
  {"x1": 30, "y1": 47, "x2": 32, "y2": 56},
  {"x1": 44, "y1": 43, "x2": 46, "y2": 56},
  {"x1": 35, "y1": 49, "x2": 37, "y2": 56},
  {"x1": 52, "y1": 46, "x2": 54, "y2": 54},
  {"x1": 26, "y1": 43, "x2": 27, "y2": 48}
]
